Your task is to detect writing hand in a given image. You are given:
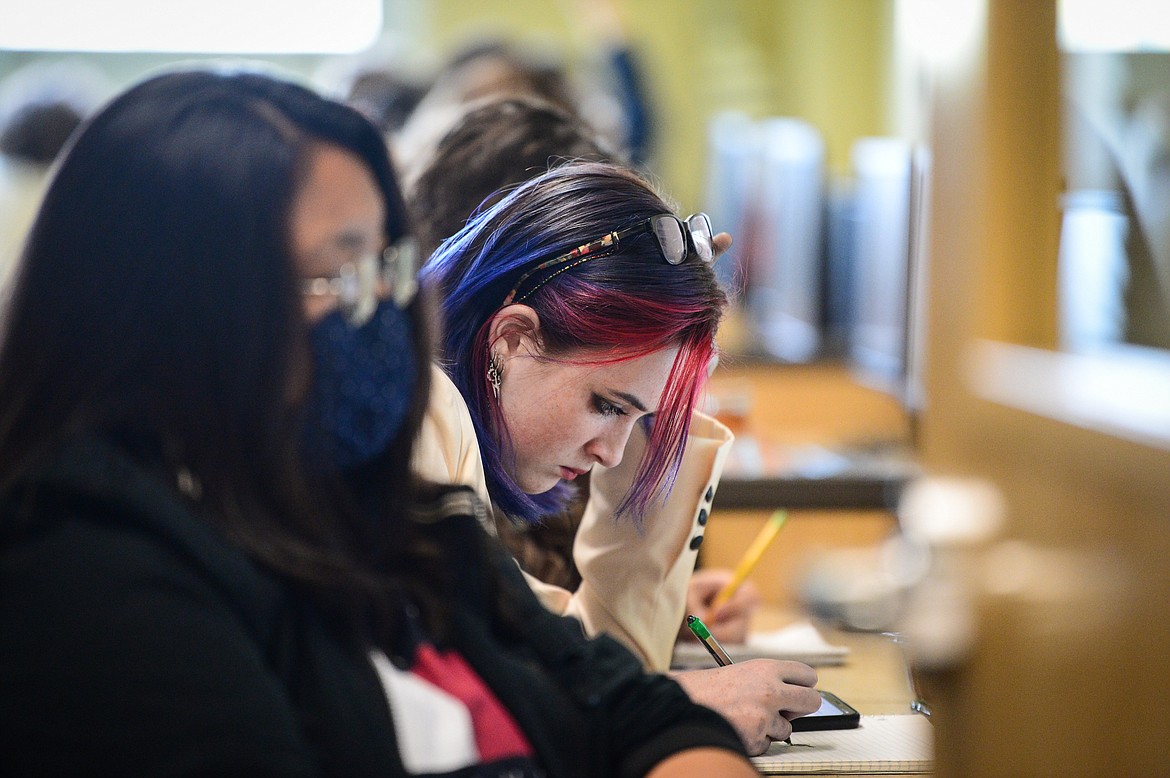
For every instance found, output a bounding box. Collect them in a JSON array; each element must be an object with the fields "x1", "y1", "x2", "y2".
[{"x1": 672, "y1": 660, "x2": 820, "y2": 756}]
